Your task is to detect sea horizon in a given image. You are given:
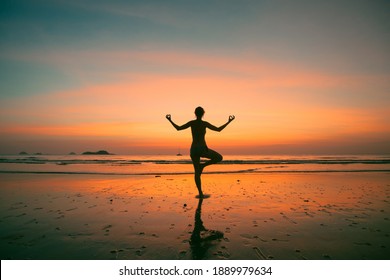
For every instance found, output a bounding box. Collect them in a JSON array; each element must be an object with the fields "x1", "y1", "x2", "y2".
[{"x1": 1, "y1": 154, "x2": 389, "y2": 176}]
